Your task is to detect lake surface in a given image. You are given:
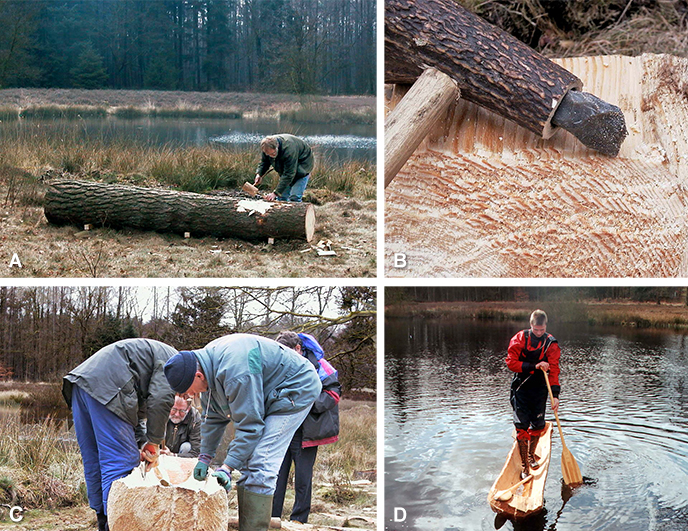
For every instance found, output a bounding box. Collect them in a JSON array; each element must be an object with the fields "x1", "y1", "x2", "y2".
[
  {"x1": 385, "y1": 318, "x2": 688, "y2": 531},
  {"x1": 1, "y1": 116, "x2": 376, "y2": 164}
]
